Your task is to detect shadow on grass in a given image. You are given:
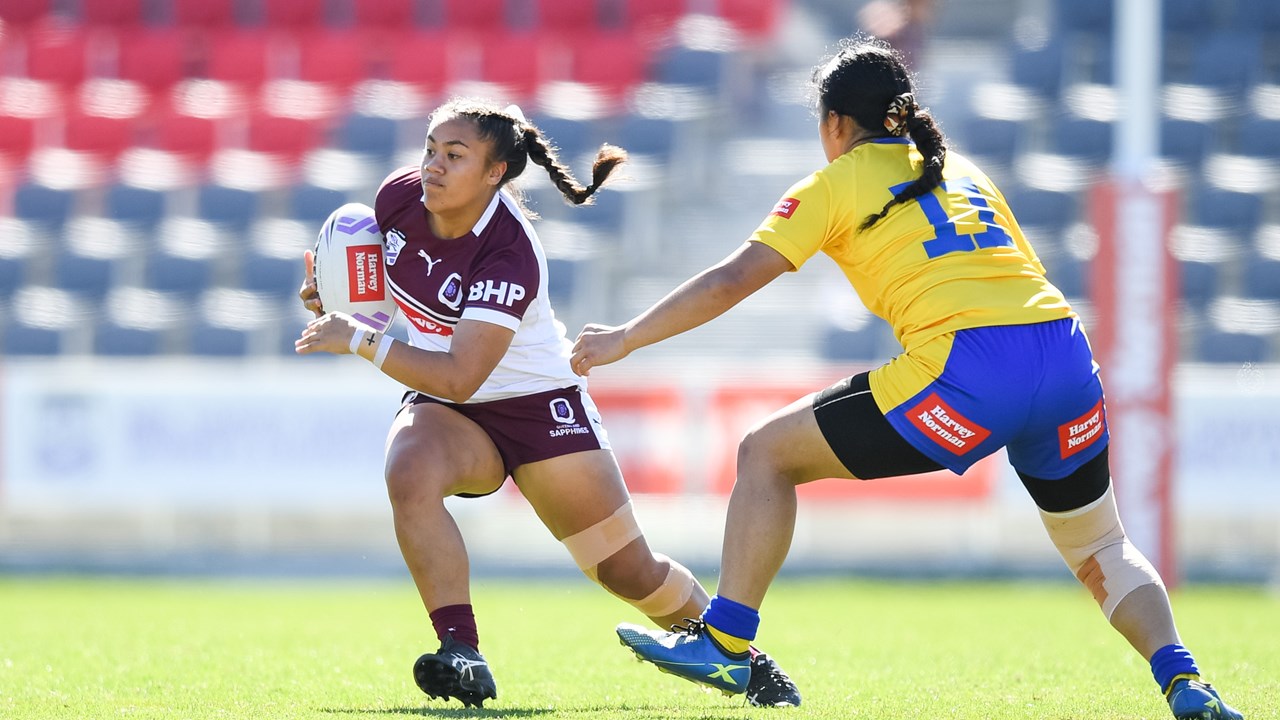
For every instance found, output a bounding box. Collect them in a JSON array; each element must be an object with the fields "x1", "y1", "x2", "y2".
[{"x1": 322, "y1": 705, "x2": 747, "y2": 719}]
